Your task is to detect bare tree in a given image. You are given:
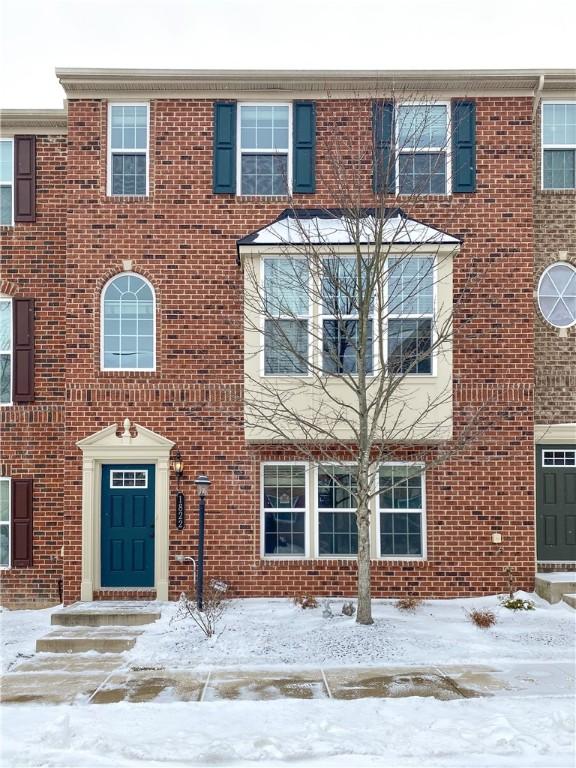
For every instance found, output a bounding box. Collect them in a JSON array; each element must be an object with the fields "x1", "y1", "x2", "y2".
[{"x1": 241, "y1": 93, "x2": 482, "y2": 625}]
